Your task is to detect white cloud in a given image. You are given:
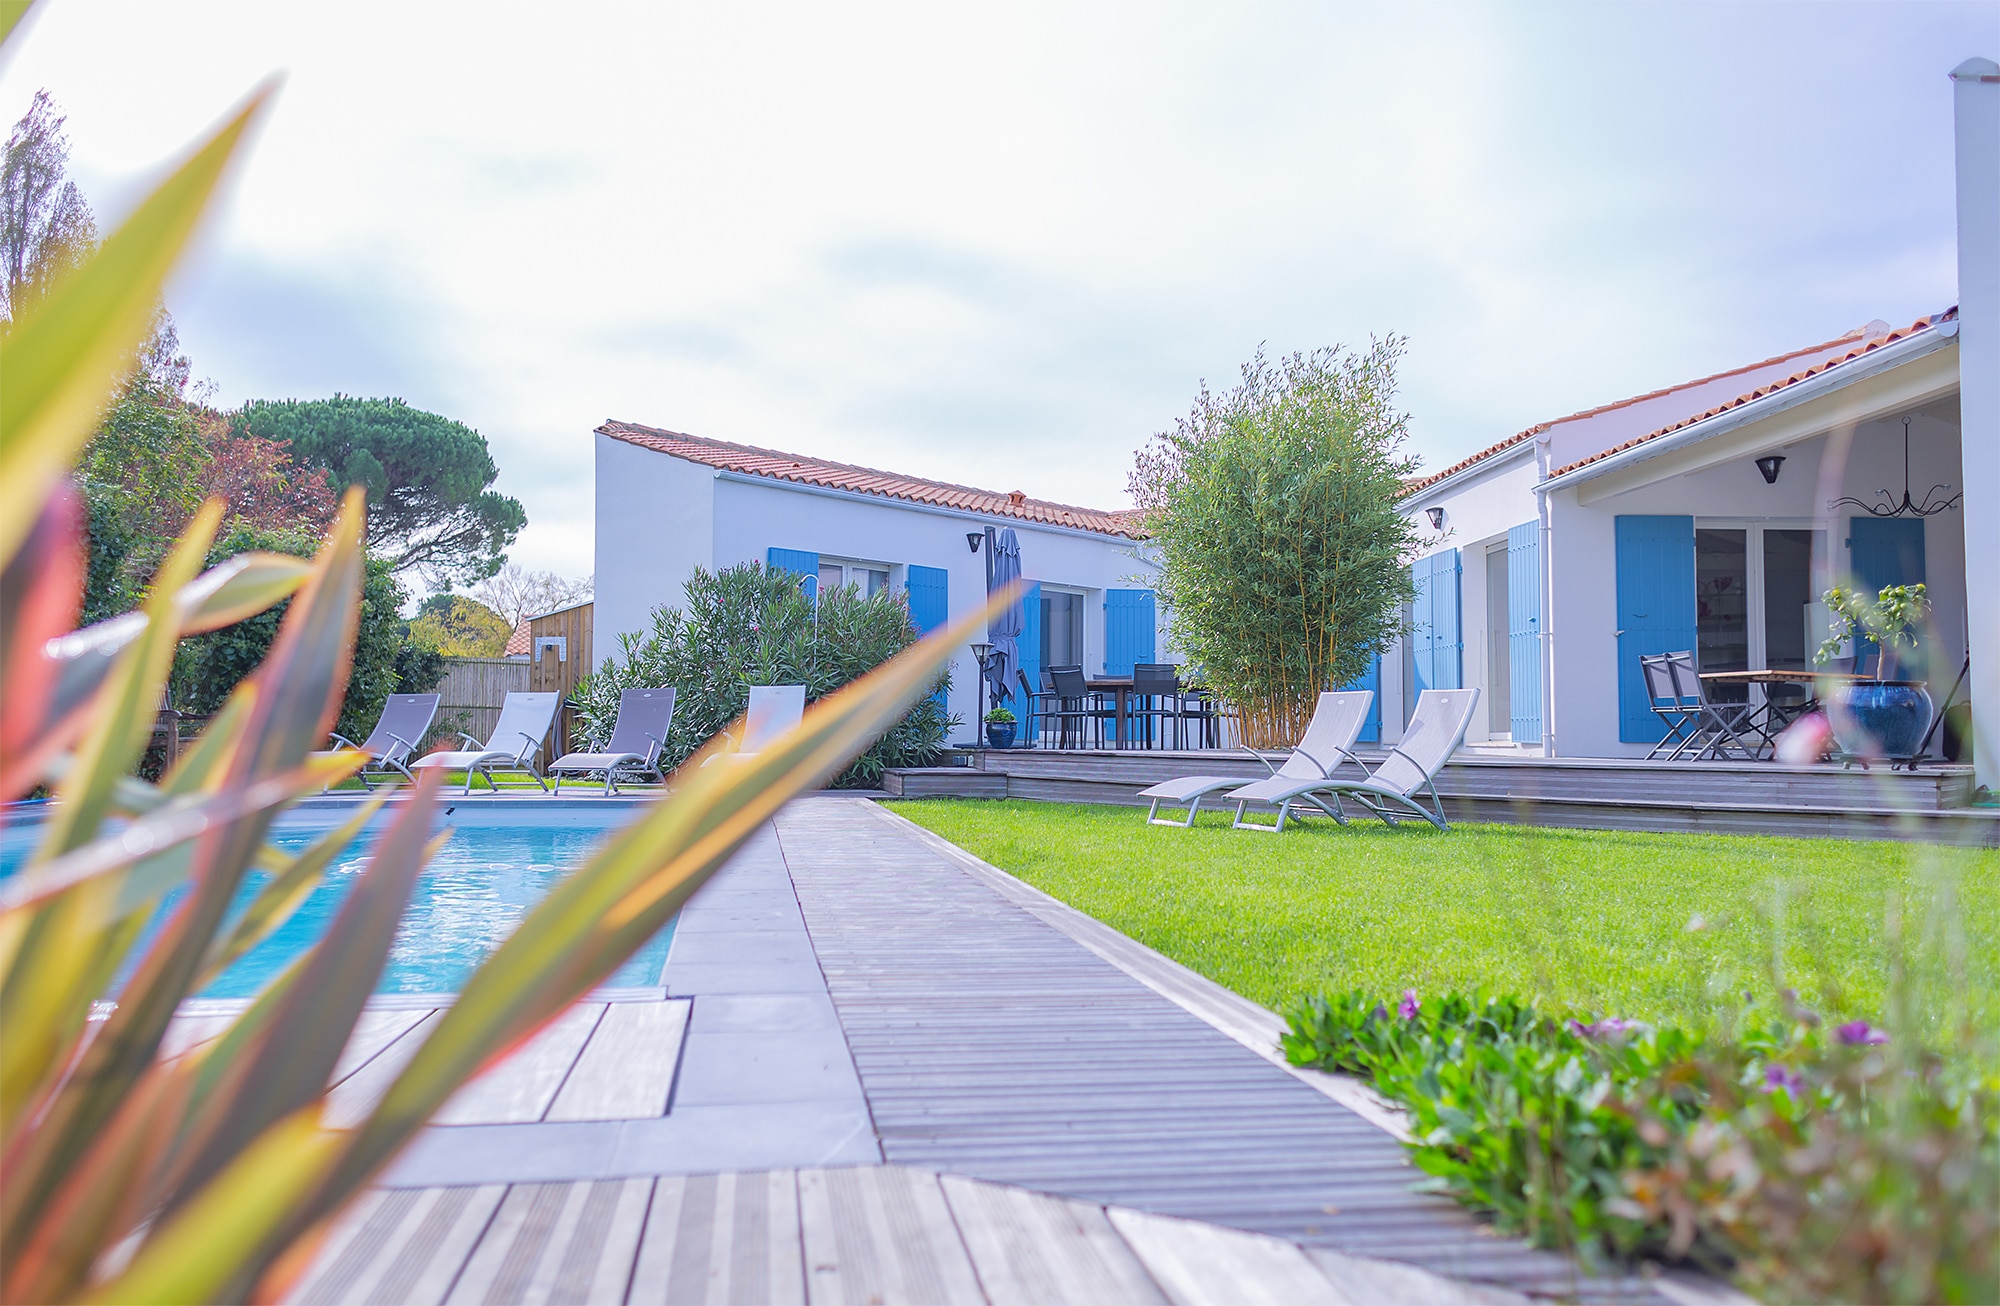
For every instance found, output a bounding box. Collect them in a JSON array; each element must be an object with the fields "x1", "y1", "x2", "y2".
[{"x1": 3, "y1": 0, "x2": 1984, "y2": 579}]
